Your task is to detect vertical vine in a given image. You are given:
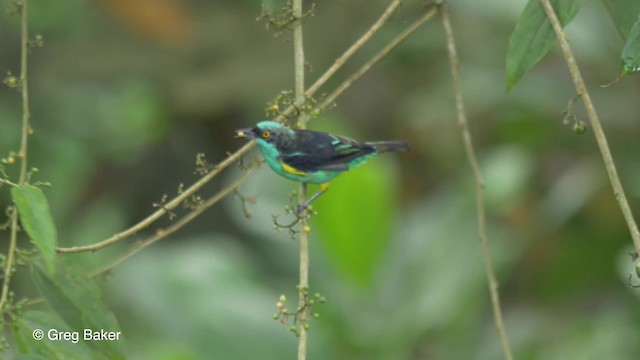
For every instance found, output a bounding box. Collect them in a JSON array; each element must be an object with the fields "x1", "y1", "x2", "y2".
[
  {"x1": 440, "y1": 3, "x2": 514, "y2": 359},
  {"x1": 291, "y1": 0, "x2": 309, "y2": 359},
  {"x1": 0, "y1": 0, "x2": 31, "y2": 317}
]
